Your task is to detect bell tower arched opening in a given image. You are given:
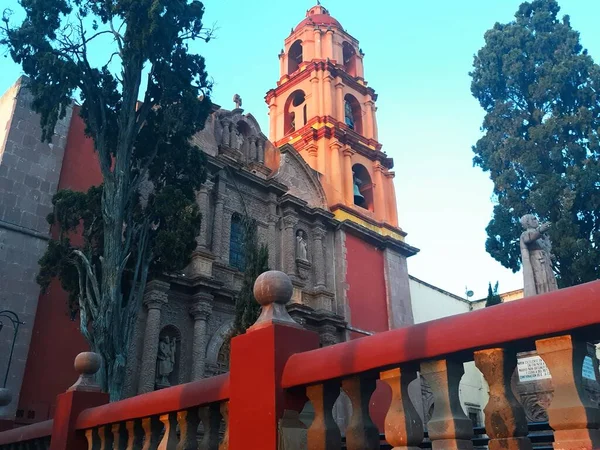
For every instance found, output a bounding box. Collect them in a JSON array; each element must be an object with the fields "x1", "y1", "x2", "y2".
[
  {"x1": 344, "y1": 94, "x2": 363, "y2": 135},
  {"x1": 352, "y1": 164, "x2": 373, "y2": 212},
  {"x1": 284, "y1": 90, "x2": 307, "y2": 135},
  {"x1": 342, "y1": 42, "x2": 358, "y2": 77},
  {"x1": 288, "y1": 40, "x2": 303, "y2": 74}
]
